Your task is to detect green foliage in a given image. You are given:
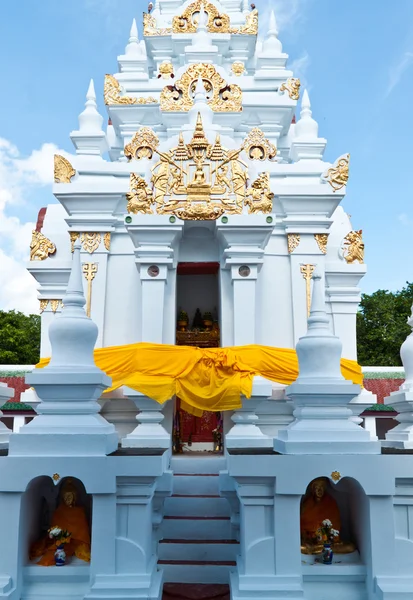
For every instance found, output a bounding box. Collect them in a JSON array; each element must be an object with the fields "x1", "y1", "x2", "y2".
[
  {"x1": 0, "y1": 310, "x2": 40, "y2": 365},
  {"x1": 357, "y1": 282, "x2": 413, "y2": 366}
]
